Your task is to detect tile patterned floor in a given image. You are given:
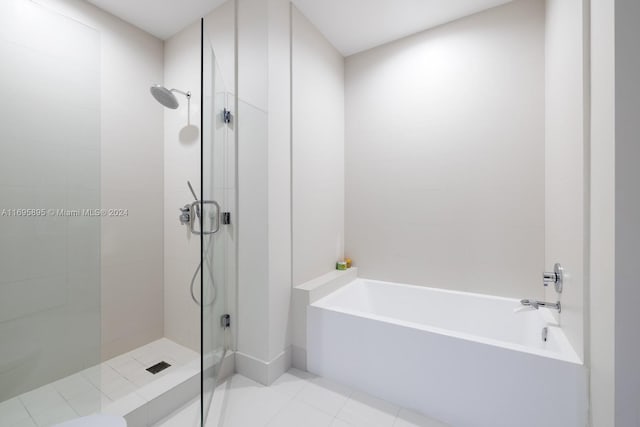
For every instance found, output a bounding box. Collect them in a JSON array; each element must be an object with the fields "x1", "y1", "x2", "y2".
[
  {"x1": 0, "y1": 338, "x2": 198, "y2": 427},
  {"x1": 155, "y1": 369, "x2": 450, "y2": 427}
]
